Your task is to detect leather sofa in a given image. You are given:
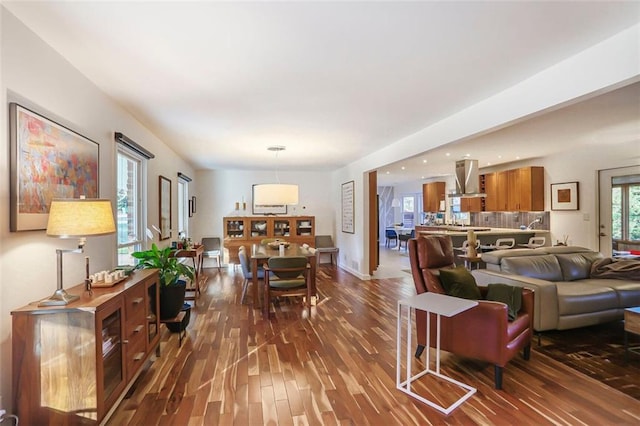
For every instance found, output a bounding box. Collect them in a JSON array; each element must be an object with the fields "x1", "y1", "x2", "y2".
[
  {"x1": 473, "y1": 246, "x2": 640, "y2": 332},
  {"x1": 408, "y1": 236, "x2": 533, "y2": 389}
]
